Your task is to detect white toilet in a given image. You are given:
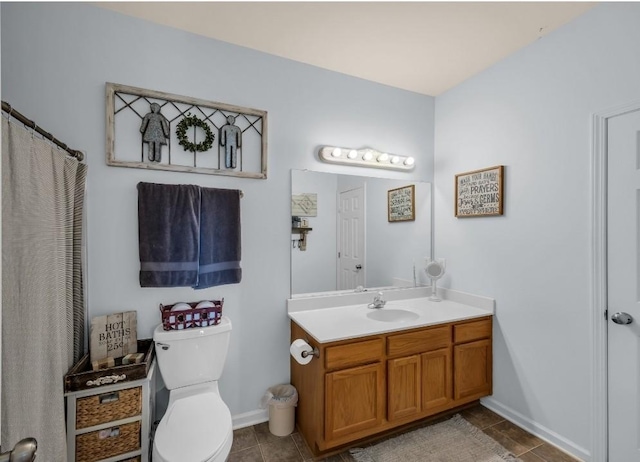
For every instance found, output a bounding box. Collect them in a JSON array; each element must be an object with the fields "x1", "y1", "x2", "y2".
[{"x1": 152, "y1": 317, "x2": 233, "y2": 462}]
